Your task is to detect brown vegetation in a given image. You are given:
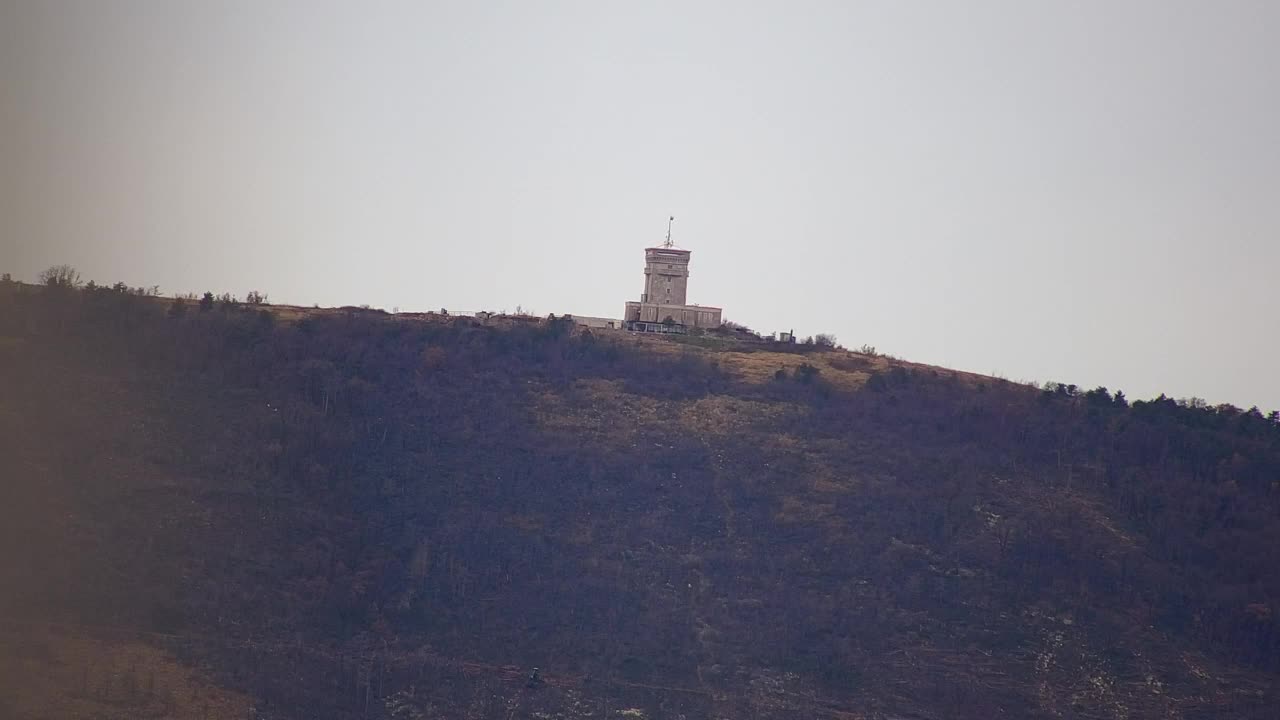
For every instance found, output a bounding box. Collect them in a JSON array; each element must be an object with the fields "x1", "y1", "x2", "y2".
[{"x1": 0, "y1": 279, "x2": 1278, "y2": 719}]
